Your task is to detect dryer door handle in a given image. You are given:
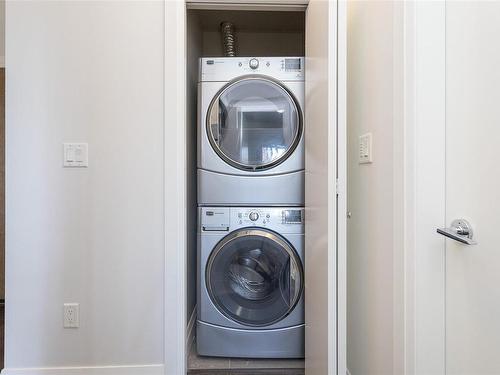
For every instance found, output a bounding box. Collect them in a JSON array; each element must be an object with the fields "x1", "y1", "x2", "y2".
[{"x1": 209, "y1": 98, "x2": 221, "y2": 143}]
